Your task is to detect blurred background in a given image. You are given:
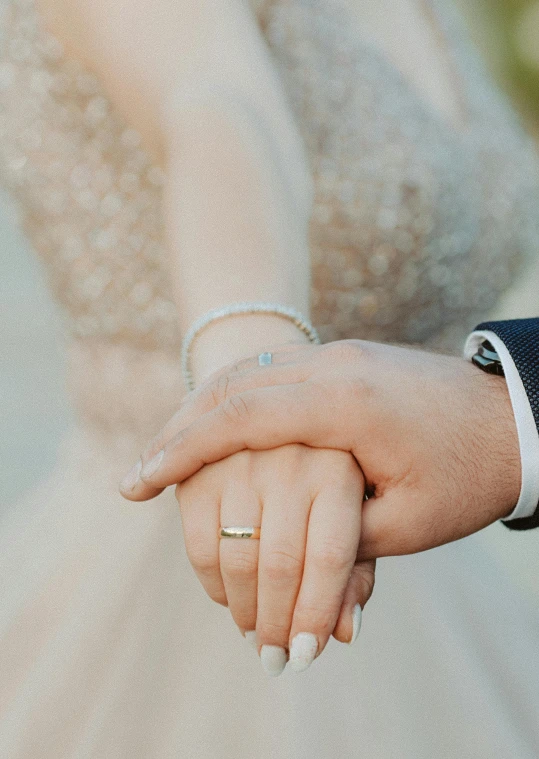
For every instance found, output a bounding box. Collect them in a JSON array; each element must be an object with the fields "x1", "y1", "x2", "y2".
[
  {"x1": 463, "y1": 0, "x2": 539, "y2": 136},
  {"x1": 1, "y1": 0, "x2": 539, "y2": 600}
]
